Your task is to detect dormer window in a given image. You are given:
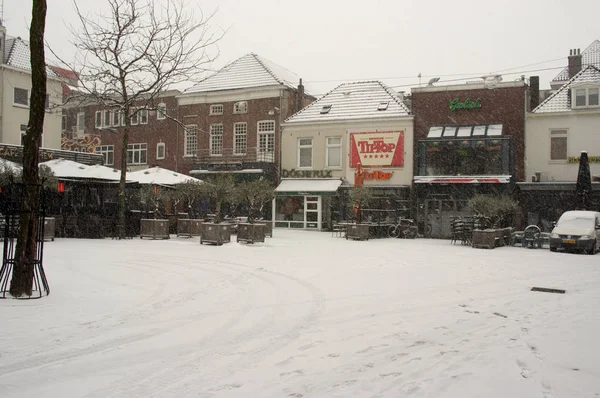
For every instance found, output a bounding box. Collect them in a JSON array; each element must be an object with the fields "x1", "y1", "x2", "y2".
[
  {"x1": 320, "y1": 105, "x2": 332, "y2": 114},
  {"x1": 572, "y1": 86, "x2": 599, "y2": 108}
]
